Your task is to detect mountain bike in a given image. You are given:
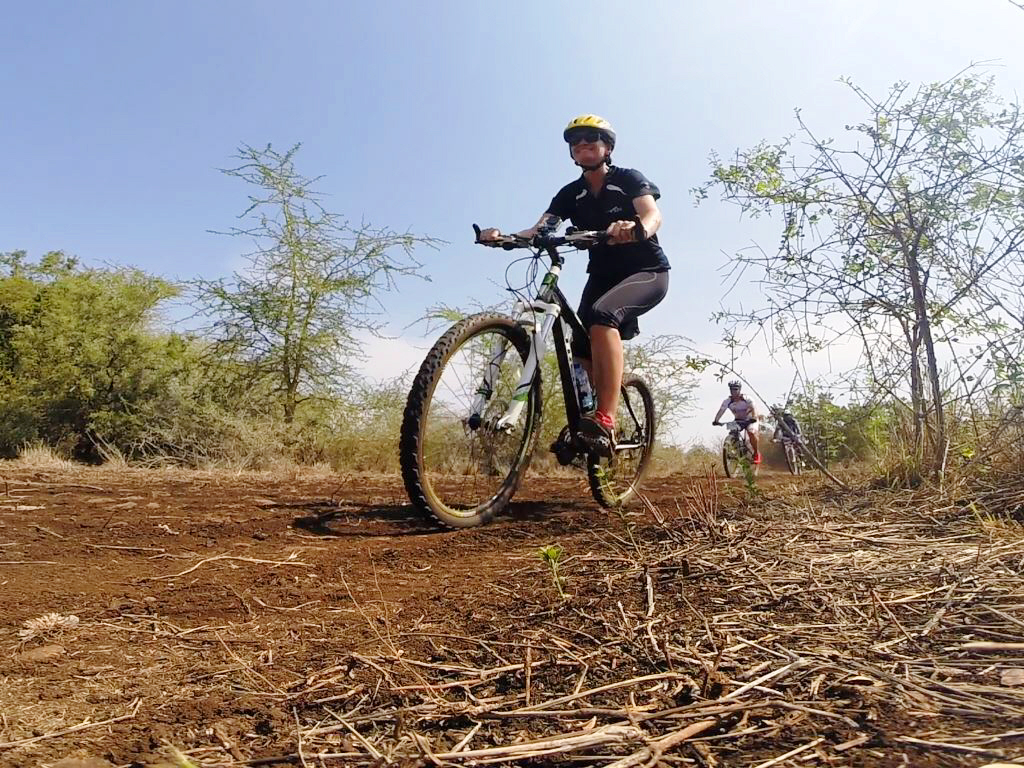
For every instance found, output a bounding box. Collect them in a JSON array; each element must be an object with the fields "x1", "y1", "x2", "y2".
[
  {"x1": 720, "y1": 420, "x2": 758, "y2": 478},
  {"x1": 399, "y1": 225, "x2": 656, "y2": 528}
]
